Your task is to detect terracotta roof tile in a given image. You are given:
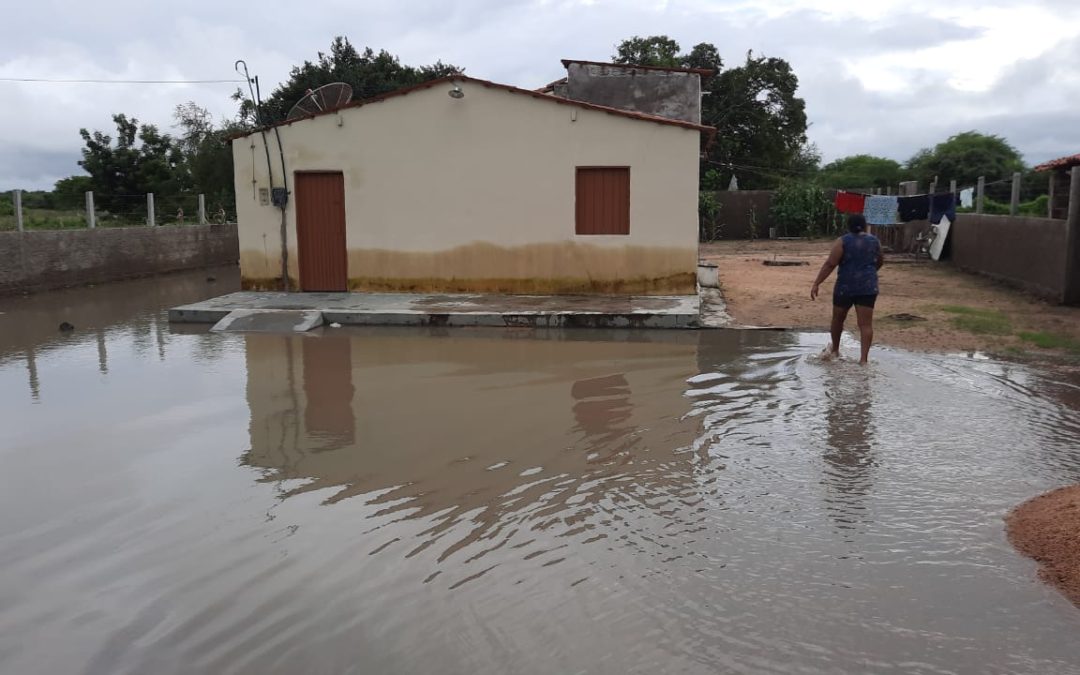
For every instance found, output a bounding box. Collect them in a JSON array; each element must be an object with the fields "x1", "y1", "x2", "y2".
[{"x1": 1034, "y1": 153, "x2": 1080, "y2": 172}]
